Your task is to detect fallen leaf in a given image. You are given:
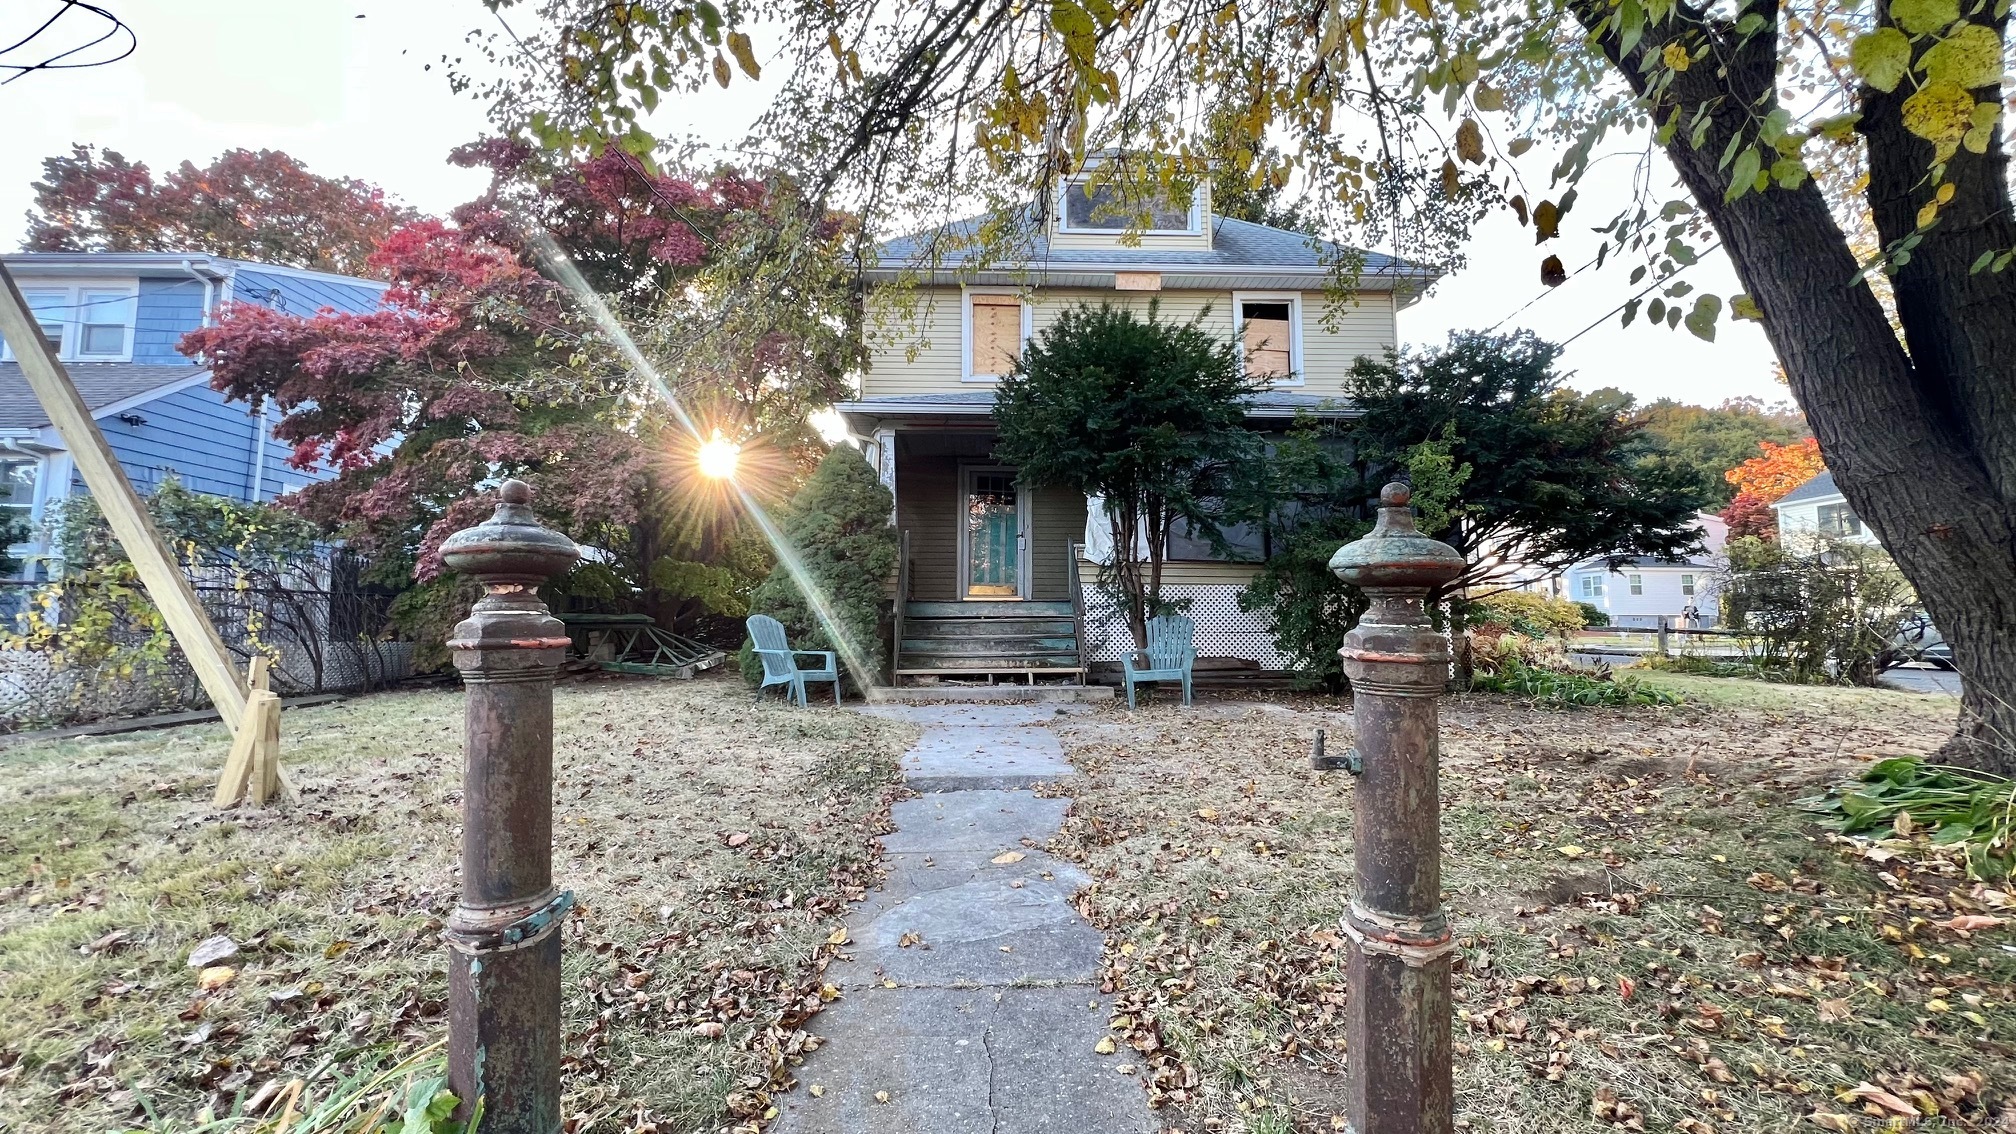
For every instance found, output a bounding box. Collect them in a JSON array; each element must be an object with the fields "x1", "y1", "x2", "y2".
[
  {"x1": 991, "y1": 851, "x2": 1026, "y2": 864},
  {"x1": 198, "y1": 965, "x2": 236, "y2": 990},
  {"x1": 726, "y1": 831, "x2": 750, "y2": 848},
  {"x1": 1936, "y1": 914, "x2": 2005, "y2": 932},
  {"x1": 692, "y1": 1021, "x2": 726, "y2": 1039},
  {"x1": 810, "y1": 1085, "x2": 824, "y2": 1098},
  {"x1": 1557, "y1": 845, "x2": 1587, "y2": 859},
  {"x1": 1095, "y1": 1036, "x2": 1116, "y2": 1054},
  {"x1": 874, "y1": 1091, "x2": 891, "y2": 1104},
  {"x1": 827, "y1": 927, "x2": 849, "y2": 946},
  {"x1": 1817, "y1": 998, "x2": 1852, "y2": 1022}
]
